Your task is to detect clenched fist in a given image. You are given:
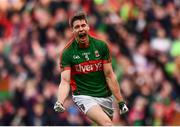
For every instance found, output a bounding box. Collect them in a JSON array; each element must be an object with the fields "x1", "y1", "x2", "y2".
[
  {"x1": 54, "y1": 101, "x2": 65, "y2": 112},
  {"x1": 118, "y1": 101, "x2": 129, "y2": 115}
]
